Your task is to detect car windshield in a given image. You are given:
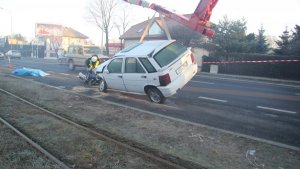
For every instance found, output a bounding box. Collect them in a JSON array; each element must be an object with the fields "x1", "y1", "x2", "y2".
[
  {"x1": 84, "y1": 47, "x2": 101, "y2": 55},
  {"x1": 153, "y1": 42, "x2": 187, "y2": 67}
]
